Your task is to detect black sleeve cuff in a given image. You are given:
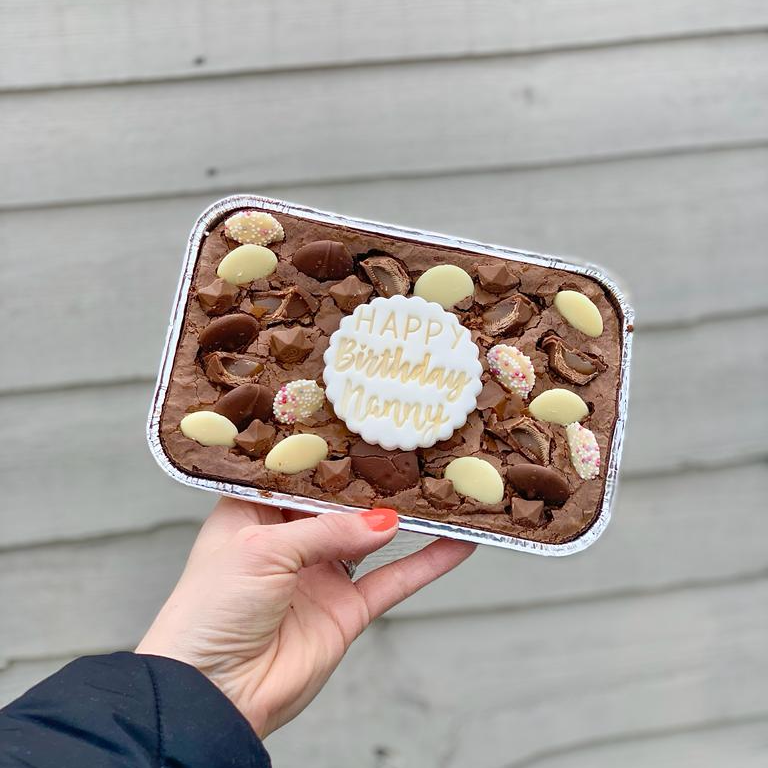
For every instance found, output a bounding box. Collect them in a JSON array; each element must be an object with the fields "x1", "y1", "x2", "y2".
[{"x1": 0, "y1": 652, "x2": 271, "y2": 768}]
